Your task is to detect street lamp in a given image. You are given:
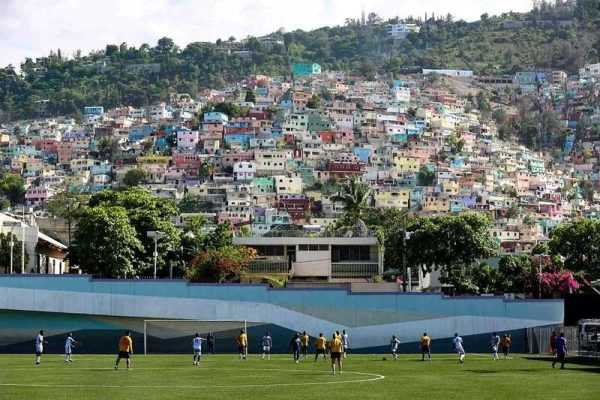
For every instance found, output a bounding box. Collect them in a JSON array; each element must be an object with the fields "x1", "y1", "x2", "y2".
[
  {"x1": 402, "y1": 230, "x2": 413, "y2": 292},
  {"x1": 2, "y1": 221, "x2": 21, "y2": 274},
  {"x1": 147, "y1": 231, "x2": 165, "y2": 279}
]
